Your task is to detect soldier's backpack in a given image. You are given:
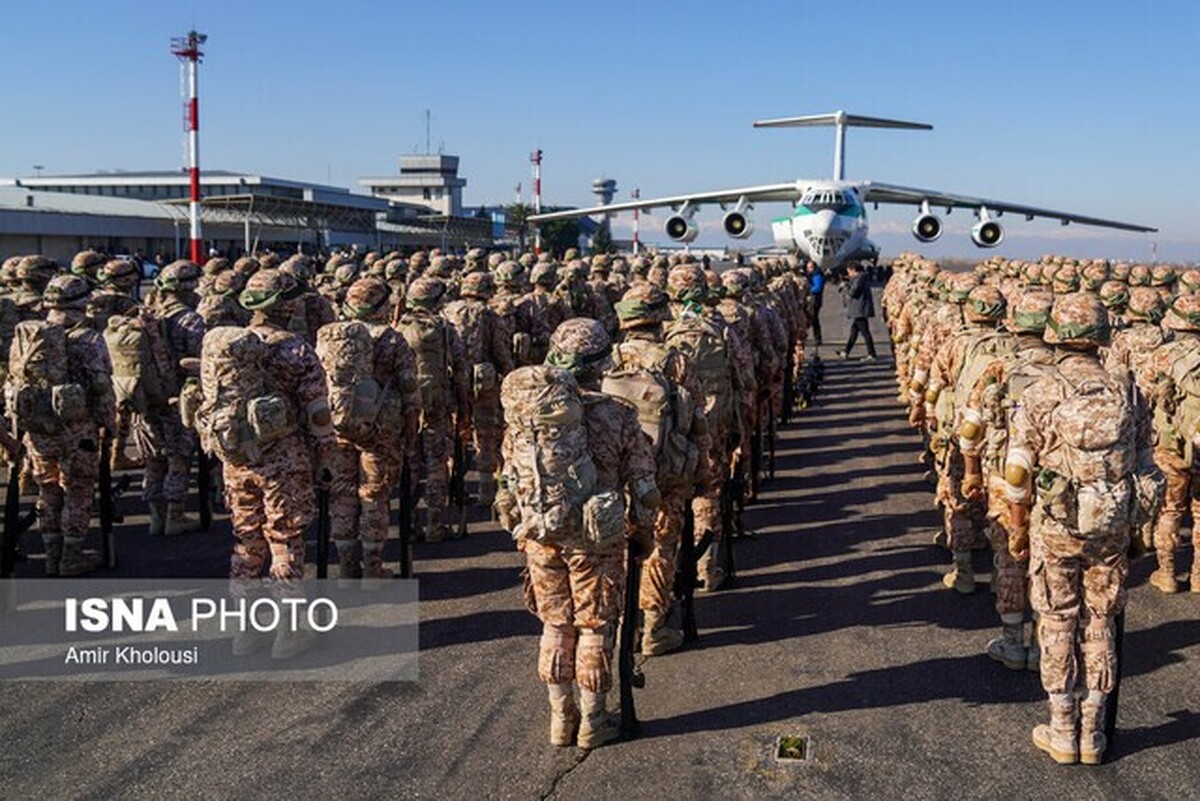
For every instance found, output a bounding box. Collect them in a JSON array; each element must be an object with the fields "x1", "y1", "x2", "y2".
[
  {"x1": 0, "y1": 295, "x2": 19, "y2": 381},
  {"x1": 7, "y1": 320, "x2": 88, "y2": 436},
  {"x1": 397, "y1": 311, "x2": 451, "y2": 409},
  {"x1": 442, "y1": 299, "x2": 499, "y2": 399},
  {"x1": 500, "y1": 365, "x2": 598, "y2": 543},
  {"x1": 666, "y1": 314, "x2": 734, "y2": 430},
  {"x1": 1039, "y1": 367, "x2": 1137, "y2": 539},
  {"x1": 104, "y1": 311, "x2": 178, "y2": 415},
  {"x1": 193, "y1": 327, "x2": 296, "y2": 467},
  {"x1": 938, "y1": 330, "x2": 1017, "y2": 435},
  {"x1": 315, "y1": 321, "x2": 405, "y2": 455},
  {"x1": 1153, "y1": 343, "x2": 1200, "y2": 467},
  {"x1": 603, "y1": 341, "x2": 698, "y2": 488}
]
